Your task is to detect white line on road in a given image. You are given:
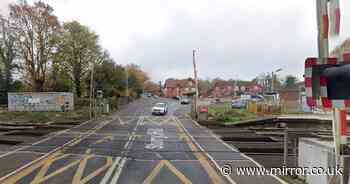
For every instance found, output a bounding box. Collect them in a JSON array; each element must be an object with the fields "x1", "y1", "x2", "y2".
[
  {"x1": 110, "y1": 157, "x2": 127, "y2": 184},
  {"x1": 100, "y1": 157, "x2": 121, "y2": 184},
  {"x1": 106, "y1": 116, "x2": 144, "y2": 184}
]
